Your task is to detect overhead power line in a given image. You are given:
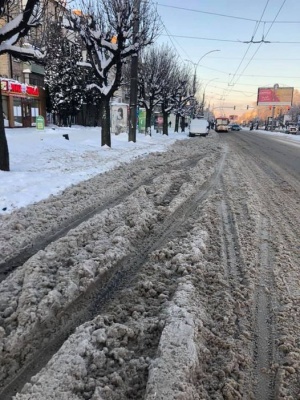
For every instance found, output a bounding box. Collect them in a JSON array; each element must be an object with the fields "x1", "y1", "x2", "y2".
[
  {"x1": 148, "y1": 0, "x2": 190, "y2": 61},
  {"x1": 159, "y1": 34, "x2": 300, "y2": 44},
  {"x1": 157, "y1": 3, "x2": 300, "y2": 24},
  {"x1": 228, "y1": 0, "x2": 270, "y2": 86},
  {"x1": 193, "y1": 63, "x2": 300, "y2": 80},
  {"x1": 227, "y1": 0, "x2": 288, "y2": 94},
  {"x1": 159, "y1": 34, "x2": 238, "y2": 42}
]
